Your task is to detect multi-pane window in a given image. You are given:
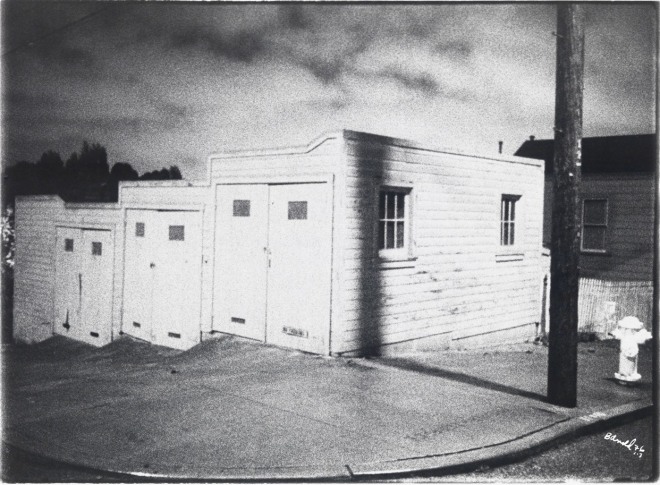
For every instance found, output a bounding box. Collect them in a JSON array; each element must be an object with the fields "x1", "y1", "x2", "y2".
[
  {"x1": 582, "y1": 199, "x2": 608, "y2": 251},
  {"x1": 500, "y1": 195, "x2": 520, "y2": 246},
  {"x1": 378, "y1": 190, "x2": 408, "y2": 251}
]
